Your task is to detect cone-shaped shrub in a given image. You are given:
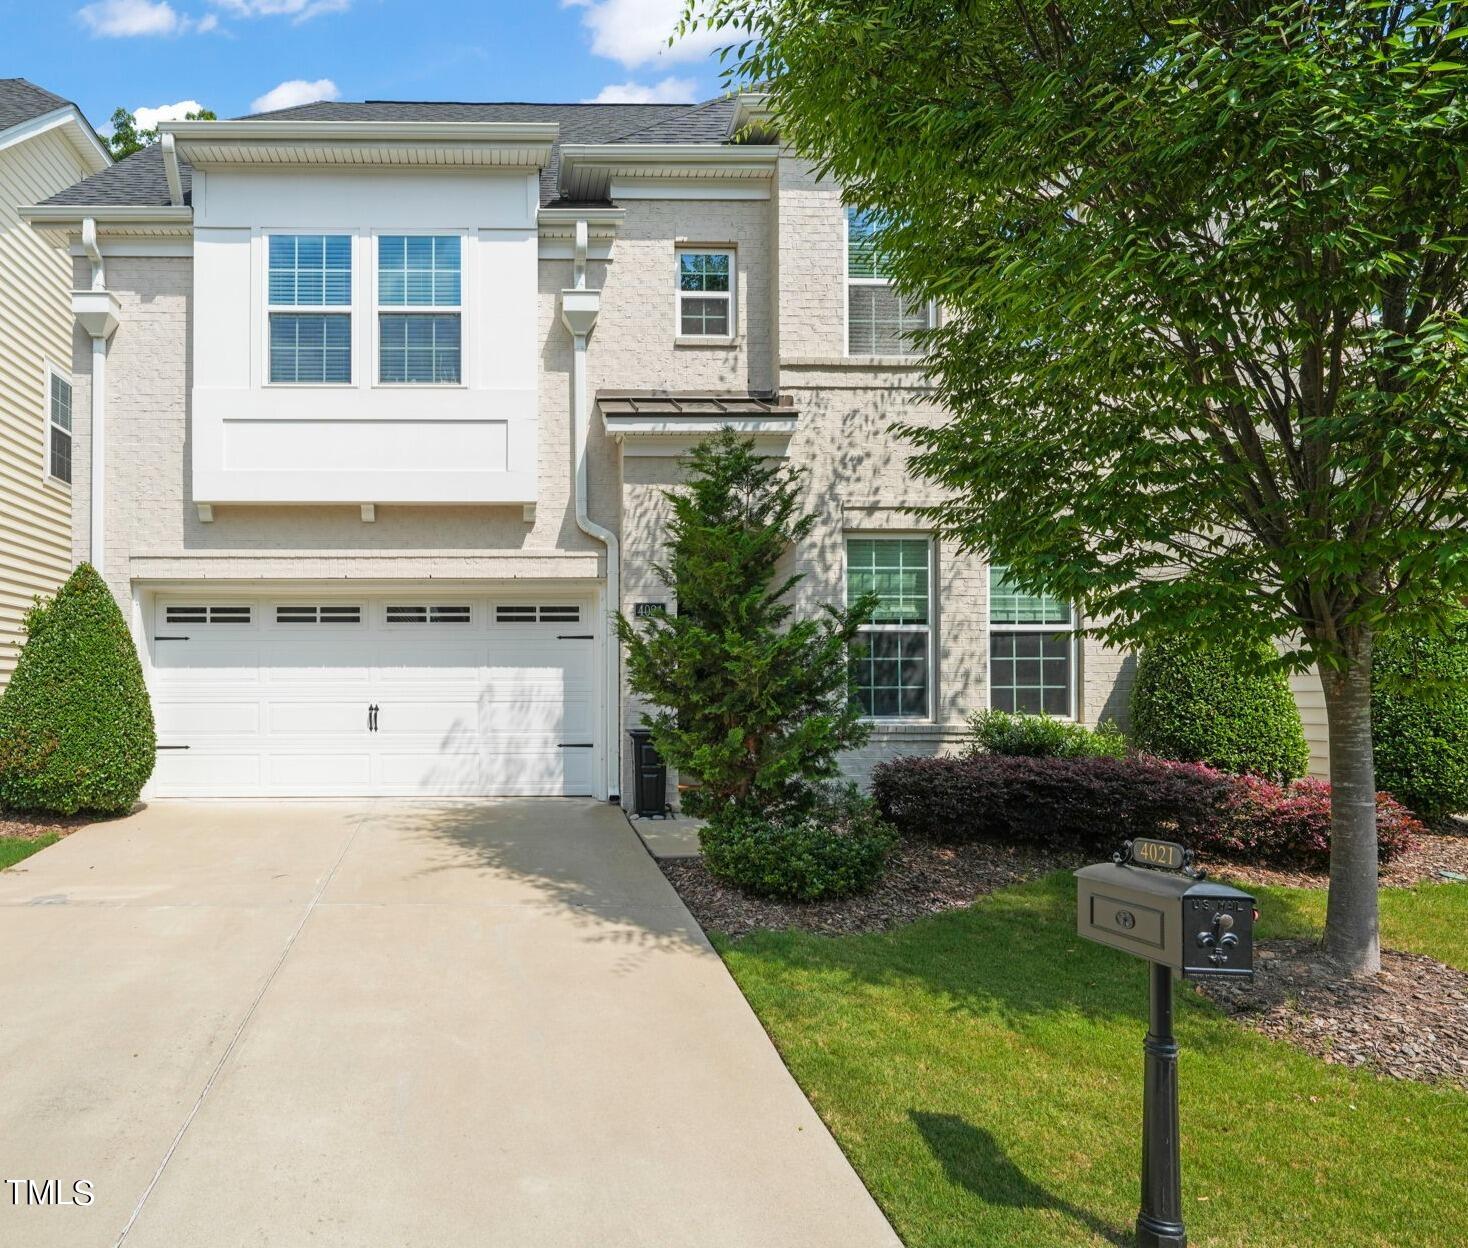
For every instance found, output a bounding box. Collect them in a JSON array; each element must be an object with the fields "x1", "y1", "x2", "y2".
[
  {"x1": 1372, "y1": 611, "x2": 1468, "y2": 819},
  {"x1": 1130, "y1": 634, "x2": 1309, "y2": 781},
  {"x1": 0, "y1": 563, "x2": 155, "y2": 814}
]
